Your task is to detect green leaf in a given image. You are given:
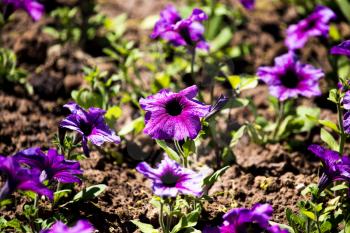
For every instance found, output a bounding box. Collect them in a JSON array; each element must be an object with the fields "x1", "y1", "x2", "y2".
[
  {"x1": 296, "y1": 106, "x2": 320, "y2": 132},
  {"x1": 203, "y1": 166, "x2": 229, "y2": 186},
  {"x1": 327, "y1": 89, "x2": 338, "y2": 104},
  {"x1": 320, "y1": 128, "x2": 339, "y2": 151},
  {"x1": 210, "y1": 27, "x2": 233, "y2": 52},
  {"x1": 171, "y1": 208, "x2": 200, "y2": 233},
  {"x1": 131, "y1": 220, "x2": 158, "y2": 233},
  {"x1": 71, "y1": 184, "x2": 107, "y2": 203},
  {"x1": 156, "y1": 140, "x2": 181, "y2": 163},
  {"x1": 229, "y1": 125, "x2": 247, "y2": 148},
  {"x1": 300, "y1": 208, "x2": 316, "y2": 221},
  {"x1": 119, "y1": 117, "x2": 145, "y2": 136},
  {"x1": 319, "y1": 120, "x2": 339, "y2": 133},
  {"x1": 105, "y1": 106, "x2": 122, "y2": 120},
  {"x1": 336, "y1": 0, "x2": 350, "y2": 23}
]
